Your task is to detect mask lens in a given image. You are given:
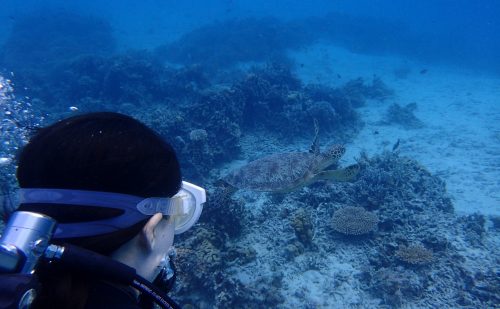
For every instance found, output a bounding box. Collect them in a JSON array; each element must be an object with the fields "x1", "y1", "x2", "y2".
[
  {"x1": 171, "y1": 188, "x2": 201, "y2": 234},
  {"x1": 137, "y1": 181, "x2": 205, "y2": 234},
  {"x1": 173, "y1": 189, "x2": 196, "y2": 234}
]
